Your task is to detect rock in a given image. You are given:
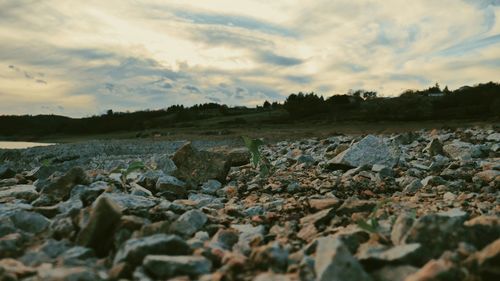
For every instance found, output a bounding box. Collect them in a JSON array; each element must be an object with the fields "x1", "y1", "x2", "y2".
[
  {"x1": 328, "y1": 135, "x2": 399, "y2": 168},
  {"x1": 150, "y1": 154, "x2": 177, "y2": 175},
  {"x1": 253, "y1": 272, "x2": 292, "y2": 281},
  {"x1": 402, "y1": 209, "x2": 468, "y2": 259},
  {"x1": 209, "y1": 228, "x2": 239, "y2": 251},
  {"x1": 113, "y1": 234, "x2": 191, "y2": 266},
  {"x1": 309, "y1": 197, "x2": 342, "y2": 211},
  {"x1": 233, "y1": 224, "x2": 266, "y2": 255},
  {"x1": 36, "y1": 266, "x2": 102, "y2": 281},
  {"x1": 156, "y1": 175, "x2": 187, "y2": 199},
  {"x1": 143, "y1": 255, "x2": 212, "y2": 279},
  {"x1": 474, "y1": 170, "x2": 500, "y2": 184},
  {"x1": 471, "y1": 238, "x2": 500, "y2": 279},
  {"x1": 486, "y1": 132, "x2": 500, "y2": 142},
  {"x1": 98, "y1": 193, "x2": 157, "y2": 212},
  {"x1": 391, "y1": 212, "x2": 416, "y2": 245},
  {"x1": 403, "y1": 179, "x2": 423, "y2": 194},
  {"x1": 443, "y1": 140, "x2": 482, "y2": 160},
  {"x1": 40, "y1": 167, "x2": 88, "y2": 200},
  {"x1": 130, "y1": 182, "x2": 153, "y2": 197},
  {"x1": 10, "y1": 211, "x2": 50, "y2": 234},
  {"x1": 314, "y1": 236, "x2": 373, "y2": 281},
  {"x1": 424, "y1": 138, "x2": 444, "y2": 156},
  {"x1": 0, "y1": 233, "x2": 27, "y2": 258},
  {"x1": 172, "y1": 142, "x2": 231, "y2": 184},
  {"x1": 201, "y1": 179, "x2": 222, "y2": 195},
  {"x1": 58, "y1": 246, "x2": 95, "y2": 266},
  {"x1": 0, "y1": 185, "x2": 38, "y2": 202},
  {"x1": 336, "y1": 199, "x2": 376, "y2": 215},
  {"x1": 0, "y1": 164, "x2": 15, "y2": 179},
  {"x1": 371, "y1": 265, "x2": 419, "y2": 281},
  {"x1": 26, "y1": 165, "x2": 57, "y2": 180},
  {"x1": 405, "y1": 259, "x2": 463, "y2": 281},
  {"x1": 464, "y1": 216, "x2": 500, "y2": 249},
  {"x1": 0, "y1": 258, "x2": 37, "y2": 279},
  {"x1": 170, "y1": 209, "x2": 208, "y2": 237},
  {"x1": 76, "y1": 196, "x2": 122, "y2": 257},
  {"x1": 137, "y1": 170, "x2": 165, "y2": 191},
  {"x1": 357, "y1": 243, "x2": 425, "y2": 269},
  {"x1": 250, "y1": 242, "x2": 288, "y2": 272}
]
